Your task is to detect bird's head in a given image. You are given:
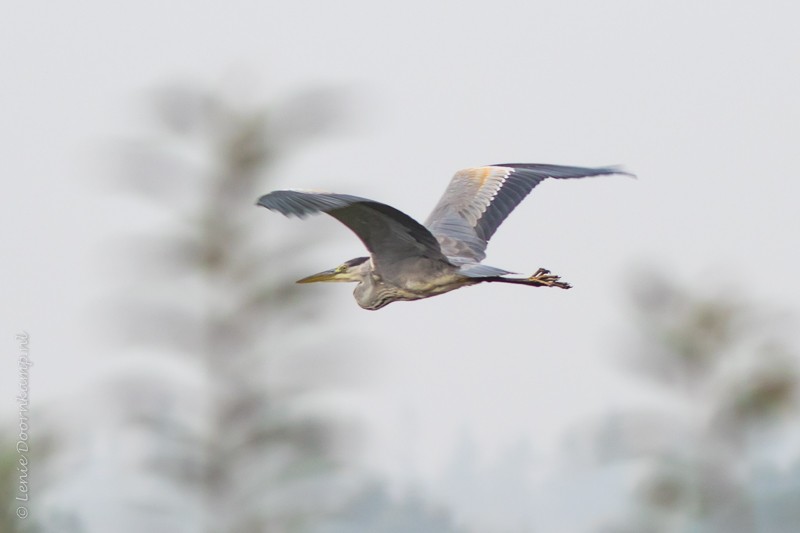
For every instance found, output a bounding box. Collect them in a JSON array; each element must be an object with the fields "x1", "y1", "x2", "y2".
[{"x1": 296, "y1": 256, "x2": 370, "y2": 284}]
